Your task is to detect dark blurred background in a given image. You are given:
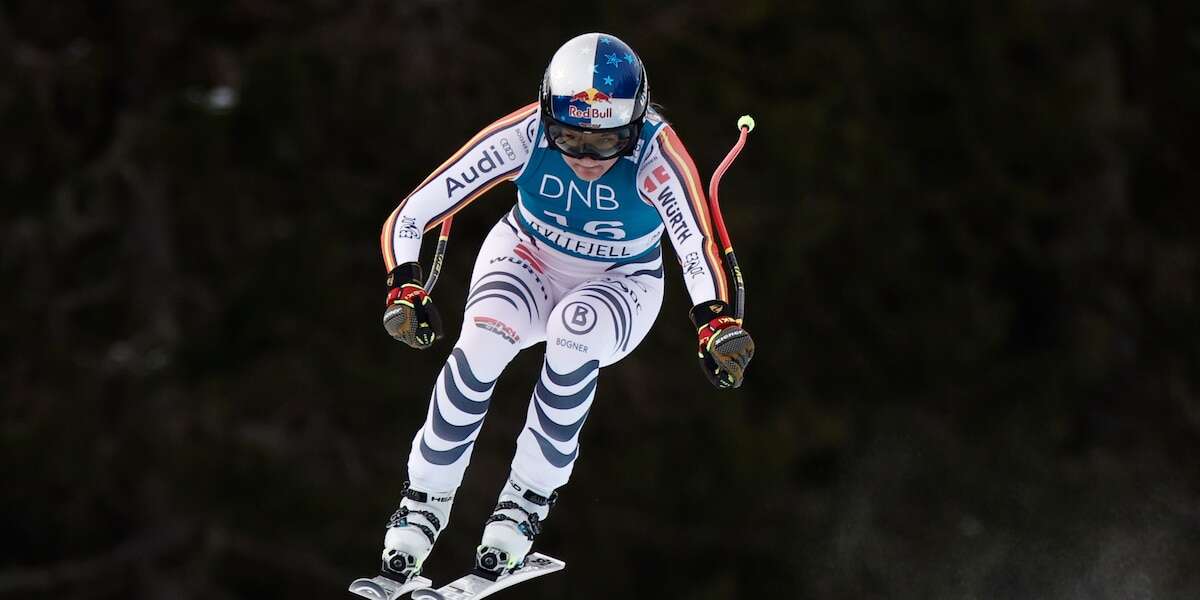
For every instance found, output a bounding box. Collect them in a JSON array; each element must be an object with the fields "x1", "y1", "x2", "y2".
[{"x1": 3, "y1": 1, "x2": 1199, "y2": 598}]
